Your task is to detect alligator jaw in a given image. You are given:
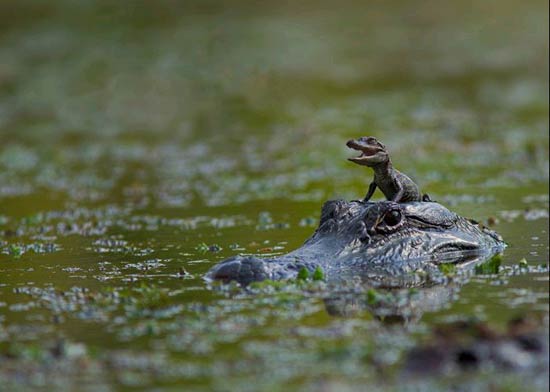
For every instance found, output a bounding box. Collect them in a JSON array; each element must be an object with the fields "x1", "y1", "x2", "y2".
[{"x1": 346, "y1": 139, "x2": 383, "y2": 164}]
